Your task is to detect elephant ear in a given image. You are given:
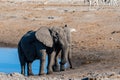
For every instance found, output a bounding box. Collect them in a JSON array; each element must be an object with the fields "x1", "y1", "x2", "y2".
[{"x1": 35, "y1": 27, "x2": 53, "y2": 47}]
